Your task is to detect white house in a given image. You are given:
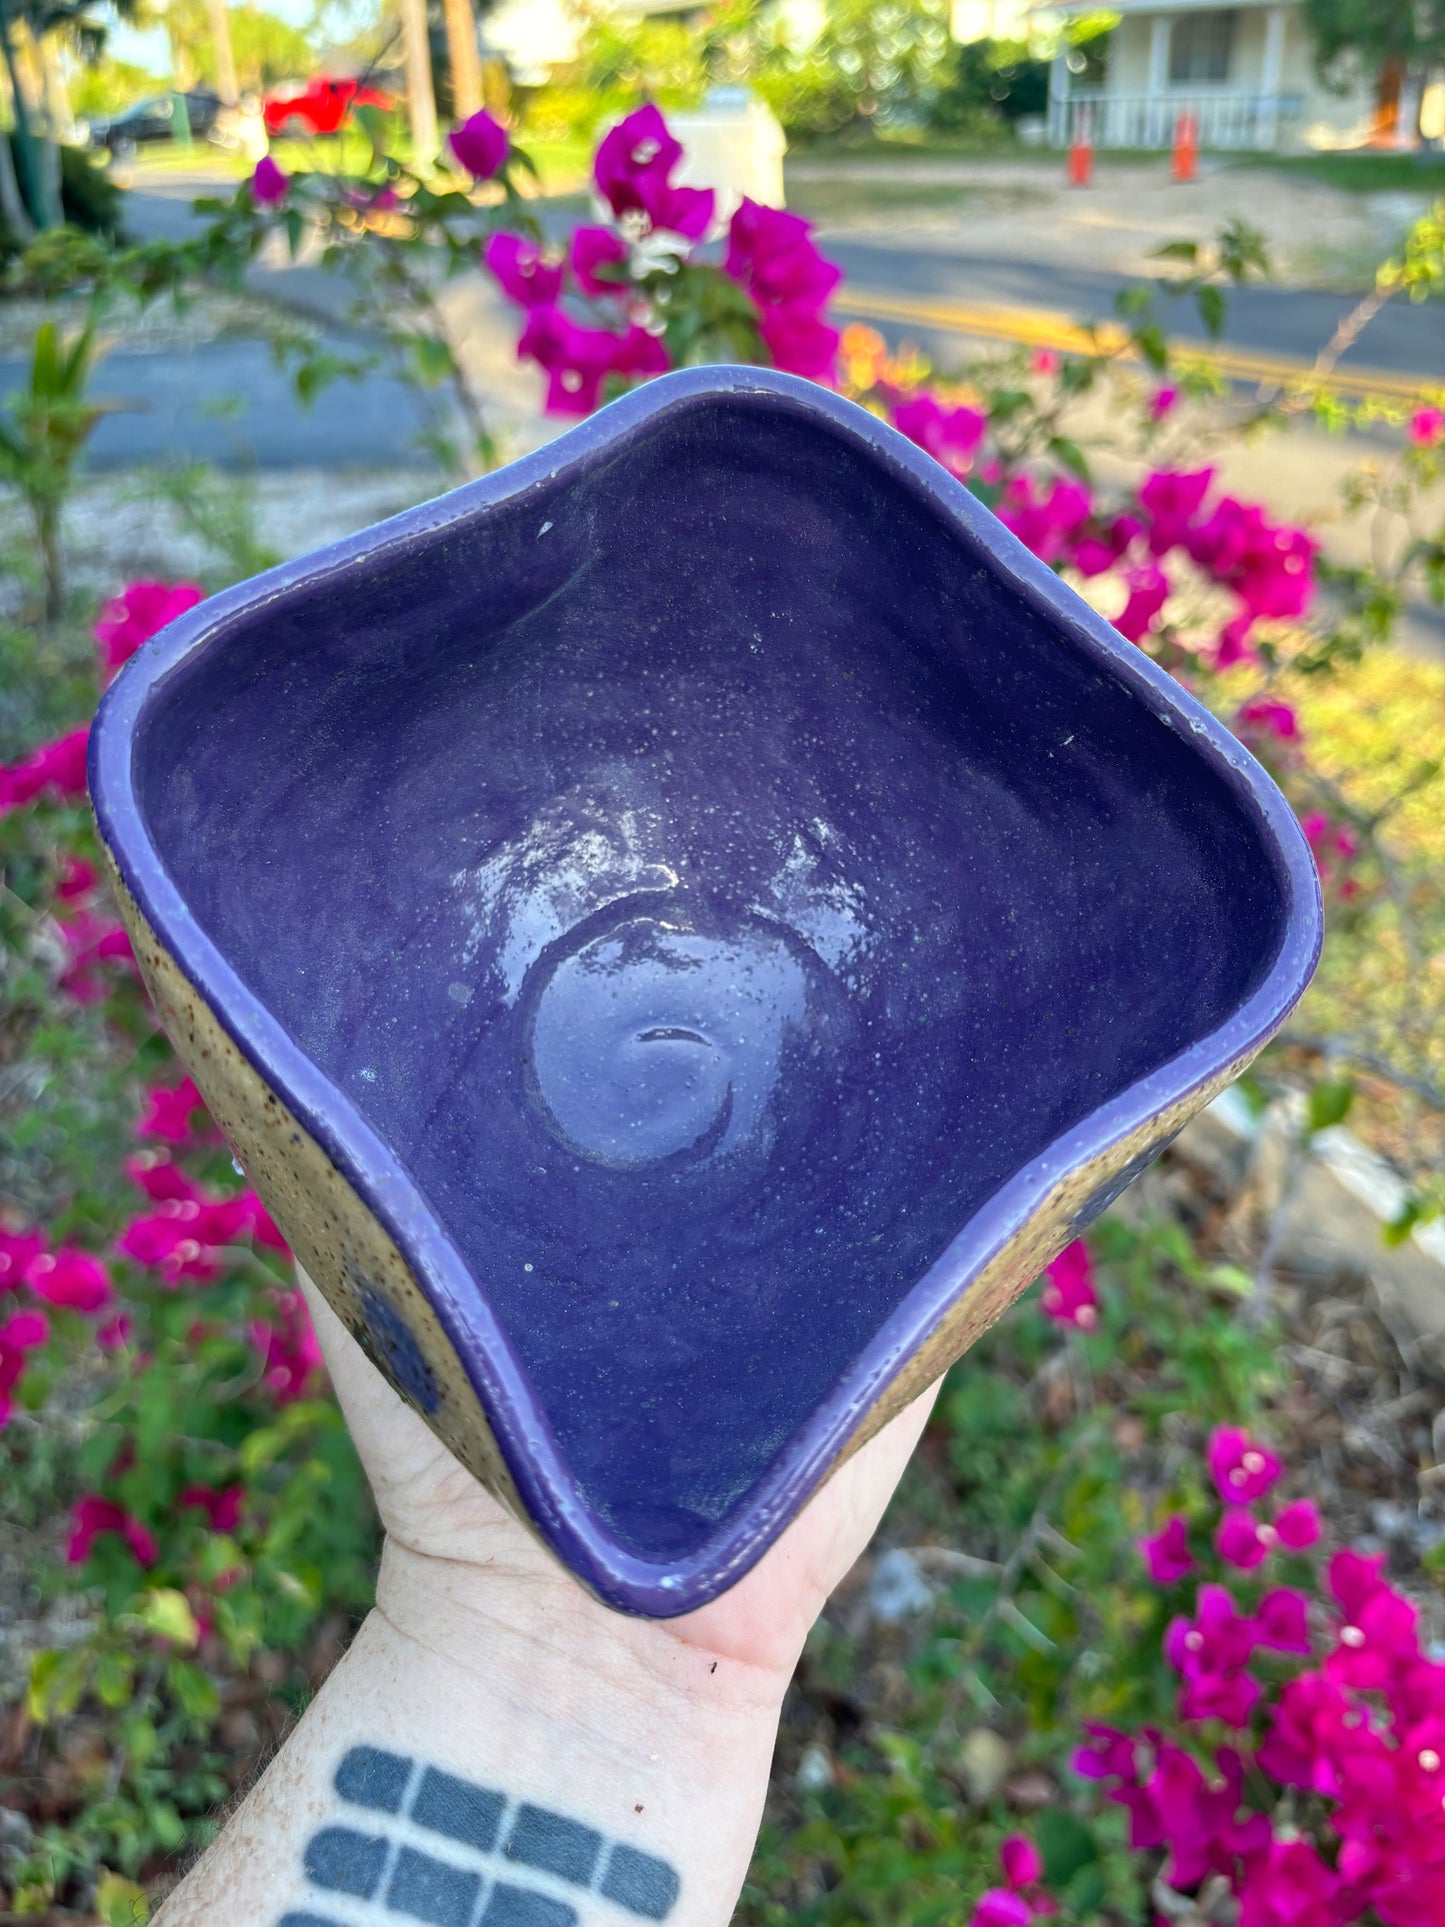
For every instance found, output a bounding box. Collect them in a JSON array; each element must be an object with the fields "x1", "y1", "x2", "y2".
[{"x1": 1043, "y1": 0, "x2": 1379, "y2": 151}]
